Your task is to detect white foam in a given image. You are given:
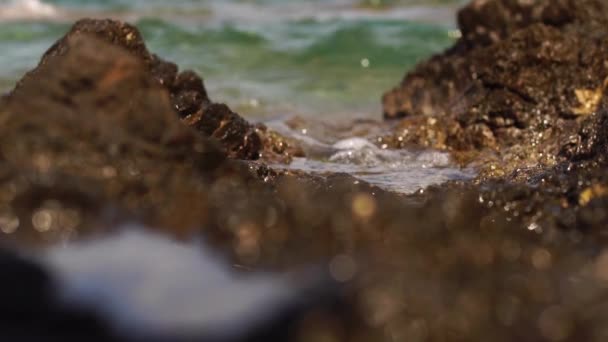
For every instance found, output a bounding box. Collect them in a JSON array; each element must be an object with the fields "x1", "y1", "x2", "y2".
[
  {"x1": 43, "y1": 229, "x2": 295, "y2": 339},
  {"x1": 330, "y1": 138, "x2": 394, "y2": 167},
  {"x1": 332, "y1": 137, "x2": 376, "y2": 150},
  {"x1": 0, "y1": 0, "x2": 58, "y2": 20},
  {"x1": 272, "y1": 135, "x2": 473, "y2": 193}
]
